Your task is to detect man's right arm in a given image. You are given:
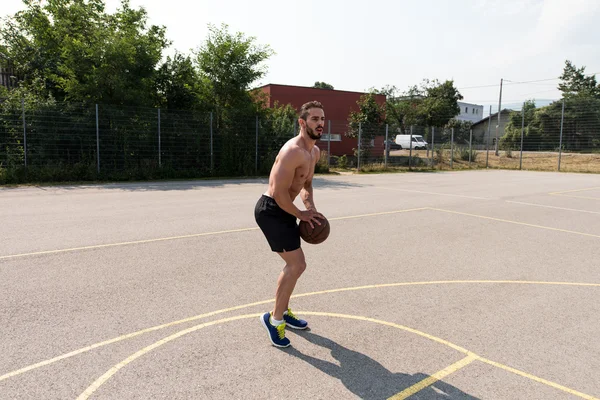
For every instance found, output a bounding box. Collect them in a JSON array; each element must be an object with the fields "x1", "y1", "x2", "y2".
[{"x1": 271, "y1": 148, "x2": 302, "y2": 219}]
